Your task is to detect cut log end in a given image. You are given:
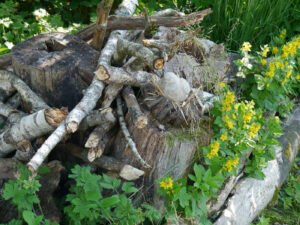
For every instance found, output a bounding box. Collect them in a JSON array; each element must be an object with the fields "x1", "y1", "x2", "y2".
[
  {"x1": 154, "y1": 58, "x2": 165, "y2": 70},
  {"x1": 87, "y1": 147, "x2": 104, "y2": 162},
  {"x1": 136, "y1": 116, "x2": 148, "y2": 129},
  {"x1": 119, "y1": 164, "x2": 145, "y2": 181},
  {"x1": 95, "y1": 65, "x2": 110, "y2": 81},
  {"x1": 45, "y1": 108, "x2": 68, "y2": 127},
  {"x1": 66, "y1": 121, "x2": 79, "y2": 133}
]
